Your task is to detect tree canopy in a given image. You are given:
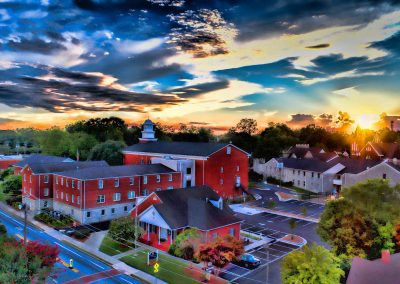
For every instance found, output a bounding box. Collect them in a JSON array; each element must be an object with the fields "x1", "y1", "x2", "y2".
[
  {"x1": 108, "y1": 216, "x2": 143, "y2": 246},
  {"x1": 281, "y1": 244, "x2": 344, "y2": 284},
  {"x1": 88, "y1": 140, "x2": 125, "y2": 165}
]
